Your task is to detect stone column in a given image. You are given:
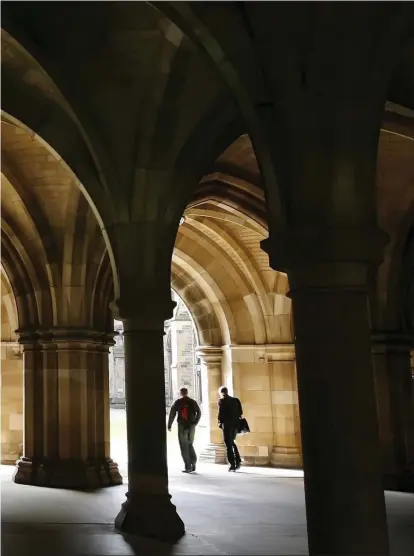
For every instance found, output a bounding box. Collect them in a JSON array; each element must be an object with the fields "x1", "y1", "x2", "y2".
[
  {"x1": 263, "y1": 230, "x2": 389, "y2": 555},
  {"x1": 113, "y1": 296, "x2": 185, "y2": 541},
  {"x1": 197, "y1": 347, "x2": 227, "y2": 464},
  {"x1": 14, "y1": 328, "x2": 122, "y2": 489},
  {"x1": 291, "y1": 275, "x2": 388, "y2": 553},
  {"x1": 372, "y1": 332, "x2": 414, "y2": 491}
]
